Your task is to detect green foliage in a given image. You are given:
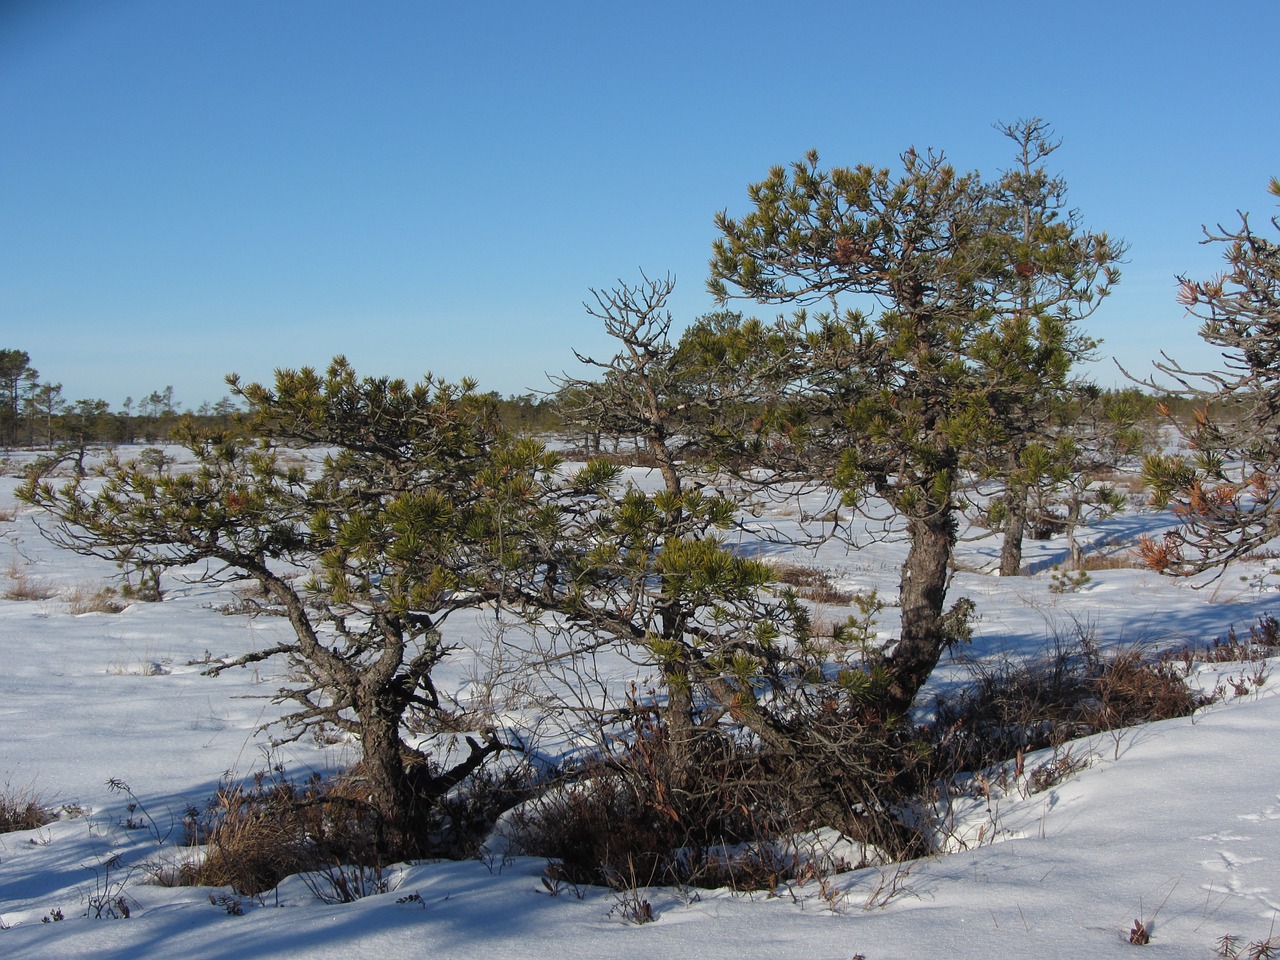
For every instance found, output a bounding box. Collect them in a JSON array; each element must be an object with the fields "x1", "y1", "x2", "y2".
[
  {"x1": 1142, "y1": 453, "x2": 1200, "y2": 509},
  {"x1": 706, "y1": 126, "x2": 1119, "y2": 527},
  {"x1": 1048, "y1": 566, "x2": 1092, "y2": 594}
]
